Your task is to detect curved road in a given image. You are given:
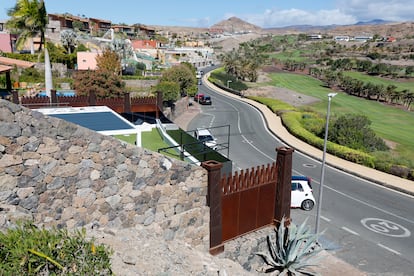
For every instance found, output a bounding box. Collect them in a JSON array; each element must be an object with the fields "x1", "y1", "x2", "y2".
[{"x1": 188, "y1": 76, "x2": 414, "y2": 275}]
